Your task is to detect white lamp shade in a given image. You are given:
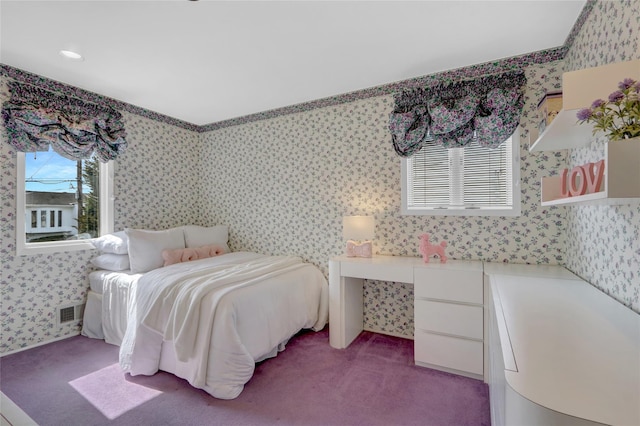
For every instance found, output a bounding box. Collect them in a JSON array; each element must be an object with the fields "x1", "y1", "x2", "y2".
[{"x1": 343, "y1": 216, "x2": 375, "y2": 241}]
